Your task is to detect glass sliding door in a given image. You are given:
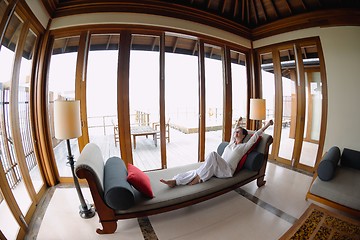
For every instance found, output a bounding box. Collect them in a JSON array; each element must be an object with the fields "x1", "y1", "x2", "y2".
[
  {"x1": 278, "y1": 48, "x2": 297, "y2": 162},
  {"x1": 230, "y1": 50, "x2": 247, "y2": 128},
  {"x1": 86, "y1": 34, "x2": 120, "y2": 160},
  {"x1": 299, "y1": 44, "x2": 323, "y2": 168},
  {"x1": 260, "y1": 52, "x2": 276, "y2": 156},
  {"x1": 204, "y1": 43, "x2": 224, "y2": 157},
  {"x1": 0, "y1": 14, "x2": 32, "y2": 218},
  {"x1": 258, "y1": 39, "x2": 326, "y2": 172},
  {"x1": 0, "y1": 199, "x2": 19, "y2": 240},
  {"x1": 165, "y1": 34, "x2": 199, "y2": 168},
  {"x1": 0, "y1": 8, "x2": 45, "y2": 238},
  {"x1": 17, "y1": 29, "x2": 44, "y2": 194},
  {"x1": 48, "y1": 36, "x2": 80, "y2": 177},
  {"x1": 129, "y1": 34, "x2": 161, "y2": 171}
]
